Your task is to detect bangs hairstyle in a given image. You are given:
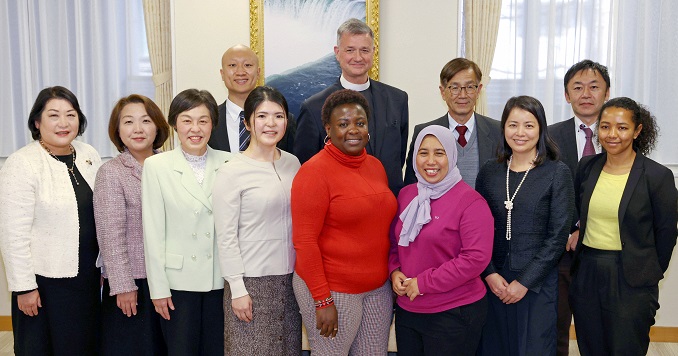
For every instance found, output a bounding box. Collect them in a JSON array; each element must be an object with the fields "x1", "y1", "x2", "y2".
[
  {"x1": 440, "y1": 58, "x2": 482, "y2": 87},
  {"x1": 28, "y1": 86, "x2": 87, "y2": 140},
  {"x1": 108, "y1": 94, "x2": 171, "y2": 152},
  {"x1": 321, "y1": 89, "x2": 370, "y2": 126},
  {"x1": 167, "y1": 89, "x2": 219, "y2": 129},
  {"x1": 243, "y1": 86, "x2": 289, "y2": 126},
  {"x1": 498, "y1": 96, "x2": 559, "y2": 165},
  {"x1": 597, "y1": 97, "x2": 658, "y2": 155}
]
